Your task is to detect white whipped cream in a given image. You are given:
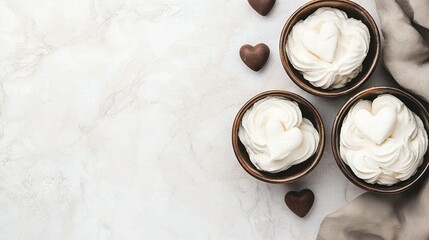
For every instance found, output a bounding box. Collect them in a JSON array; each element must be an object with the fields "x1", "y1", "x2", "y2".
[
  {"x1": 340, "y1": 94, "x2": 428, "y2": 186},
  {"x1": 238, "y1": 97, "x2": 320, "y2": 173},
  {"x1": 286, "y1": 7, "x2": 370, "y2": 89}
]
